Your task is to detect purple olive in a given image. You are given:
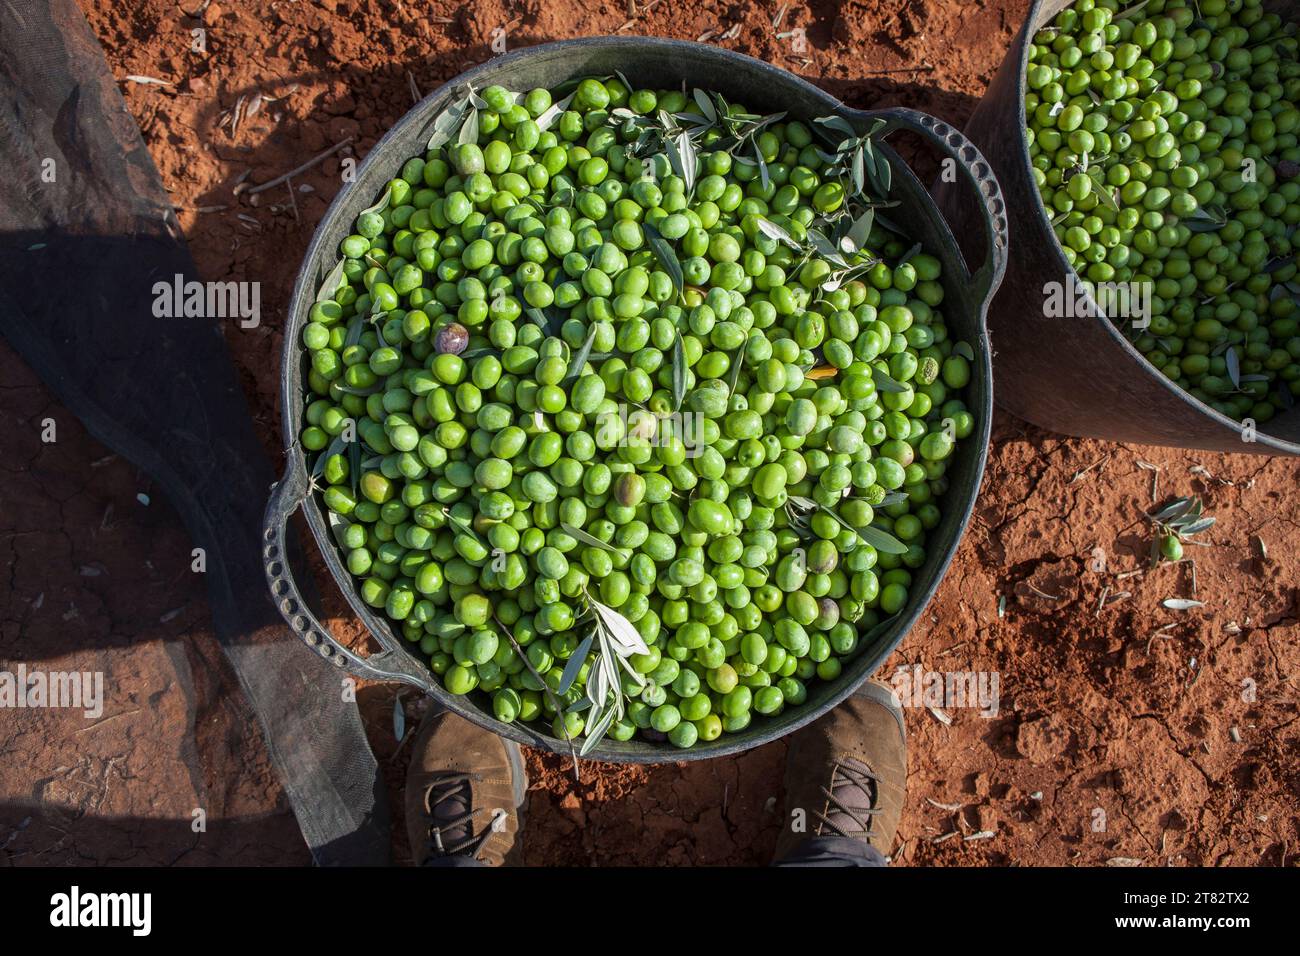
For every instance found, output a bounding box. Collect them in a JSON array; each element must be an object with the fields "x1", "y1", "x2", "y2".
[{"x1": 434, "y1": 322, "x2": 469, "y2": 355}]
